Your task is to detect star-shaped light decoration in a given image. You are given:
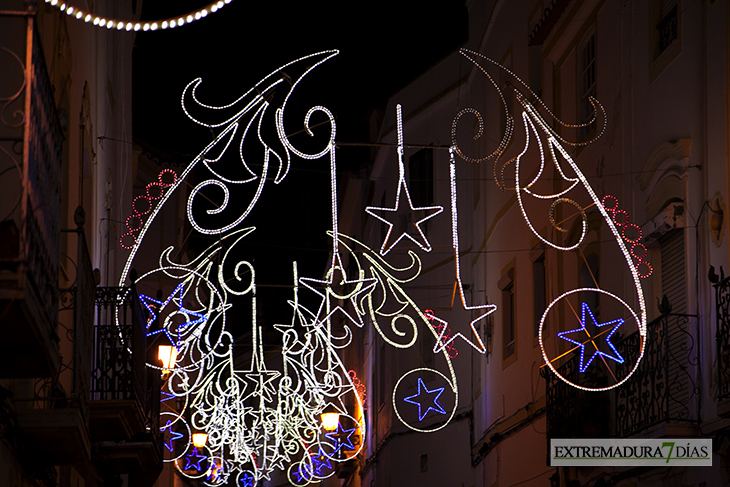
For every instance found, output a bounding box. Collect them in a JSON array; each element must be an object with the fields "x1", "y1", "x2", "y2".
[
  {"x1": 239, "y1": 472, "x2": 255, "y2": 487},
  {"x1": 299, "y1": 252, "x2": 376, "y2": 330},
  {"x1": 160, "y1": 419, "x2": 185, "y2": 452},
  {"x1": 557, "y1": 302, "x2": 625, "y2": 373},
  {"x1": 243, "y1": 361, "x2": 281, "y2": 402},
  {"x1": 403, "y1": 377, "x2": 447, "y2": 421},
  {"x1": 324, "y1": 422, "x2": 357, "y2": 453},
  {"x1": 426, "y1": 286, "x2": 496, "y2": 355},
  {"x1": 365, "y1": 104, "x2": 443, "y2": 256},
  {"x1": 310, "y1": 447, "x2": 333, "y2": 476},
  {"x1": 183, "y1": 447, "x2": 207, "y2": 471},
  {"x1": 160, "y1": 391, "x2": 175, "y2": 403},
  {"x1": 292, "y1": 464, "x2": 312, "y2": 483},
  {"x1": 423, "y1": 150, "x2": 497, "y2": 356},
  {"x1": 139, "y1": 282, "x2": 207, "y2": 349}
]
